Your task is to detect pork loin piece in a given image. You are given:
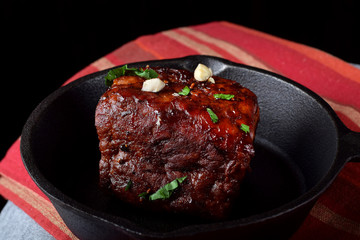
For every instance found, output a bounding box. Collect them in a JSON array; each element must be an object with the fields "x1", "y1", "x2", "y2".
[{"x1": 95, "y1": 66, "x2": 259, "y2": 219}]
